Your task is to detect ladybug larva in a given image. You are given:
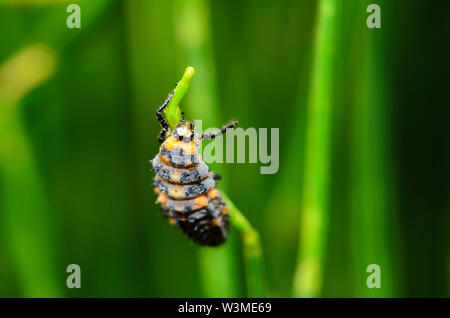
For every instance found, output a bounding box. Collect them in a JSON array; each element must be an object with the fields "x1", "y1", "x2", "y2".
[{"x1": 151, "y1": 89, "x2": 237, "y2": 246}]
